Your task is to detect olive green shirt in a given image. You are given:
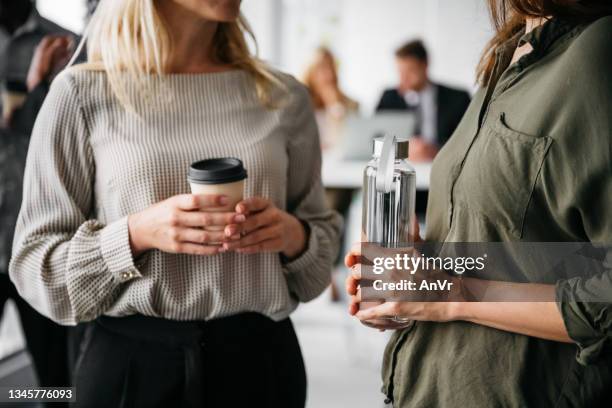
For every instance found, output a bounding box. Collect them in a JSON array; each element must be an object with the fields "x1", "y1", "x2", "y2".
[{"x1": 382, "y1": 16, "x2": 612, "y2": 407}]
